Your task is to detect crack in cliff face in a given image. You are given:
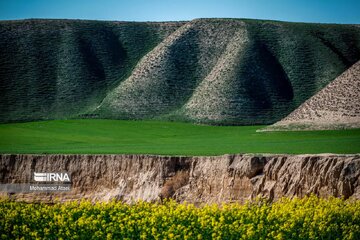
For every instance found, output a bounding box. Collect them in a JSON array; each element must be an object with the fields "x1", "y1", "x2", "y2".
[{"x1": 0, "y1": 154, "x2": 359, "y2": 203}]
